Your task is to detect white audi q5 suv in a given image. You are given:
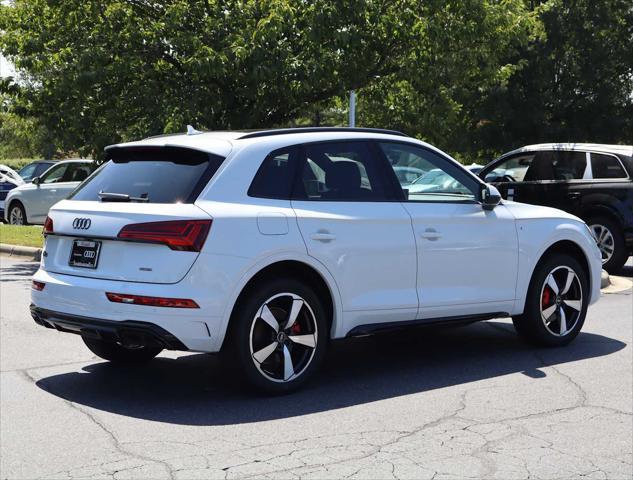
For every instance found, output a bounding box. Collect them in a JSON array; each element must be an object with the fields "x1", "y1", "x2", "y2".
[{"x1": 30, "y1": 128, "x2": 602, "y2": 393}]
